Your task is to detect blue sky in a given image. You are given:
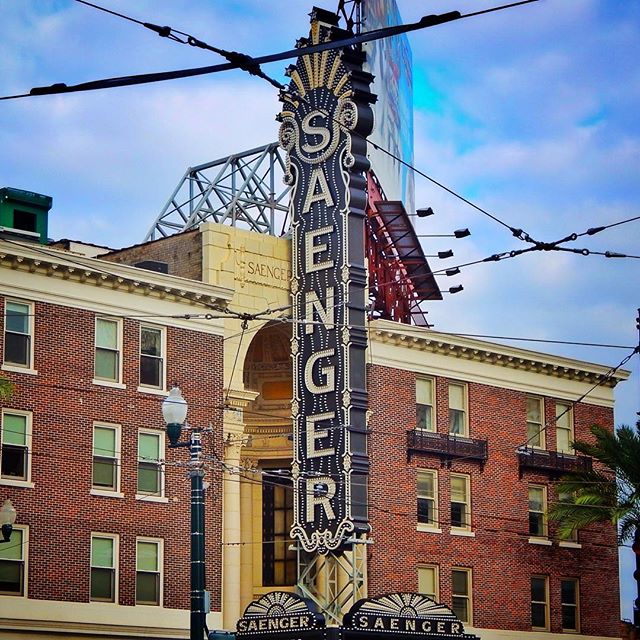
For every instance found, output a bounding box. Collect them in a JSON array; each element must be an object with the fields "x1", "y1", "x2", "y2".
[{"x1": 1, "y1": 0, "x2": 639, "y2": 620}]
